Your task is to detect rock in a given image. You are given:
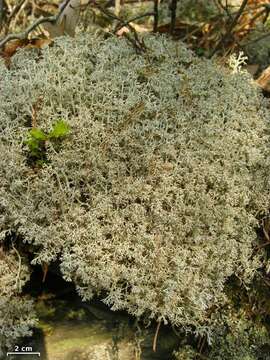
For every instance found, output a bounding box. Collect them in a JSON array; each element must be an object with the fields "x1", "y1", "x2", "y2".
[
  {"x1": 12, "y1": 294, "x2": 178, "y2": 360},
  {"x1": 66, "y1": 341, "x2": 114, "y2": 360},
  {"x1": 117, "y1": 340, "x2": 136, "y2": 360}
]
